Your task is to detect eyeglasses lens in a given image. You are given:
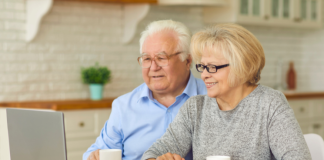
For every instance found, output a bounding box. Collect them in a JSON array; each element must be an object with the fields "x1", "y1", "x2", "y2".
[
  {"x1": 196, "y1": 64, "x2": 217, "y2": 73},
  {"x1": 197, "y1": 64, "x2": 204, "y2": 72},
  {"x1": 140, "y1": 55, "x2": 169, "y2": 68},
  {"x1": 208, "y1": 65, "x2": 217, "y2": 72}
]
